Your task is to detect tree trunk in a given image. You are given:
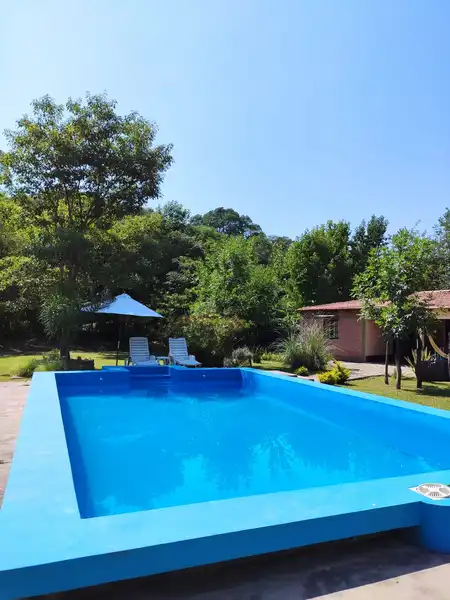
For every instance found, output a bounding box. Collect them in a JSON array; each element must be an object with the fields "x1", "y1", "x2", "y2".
[
  {"x1": 384, "y1": 339, "x2": 389, "y2": 385},
  {"x1": 395, "y1": 339, "x2": 402, "y2": 390},
  {"x1": 448, "y1": 333, "x2": 450, "y2": 381},
  {"x1": 416, "y1": 334, "x2": 423, "y2": 390},
  {"x1": 59, "y1": 328, "x2": 71, "y2": 370}
]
